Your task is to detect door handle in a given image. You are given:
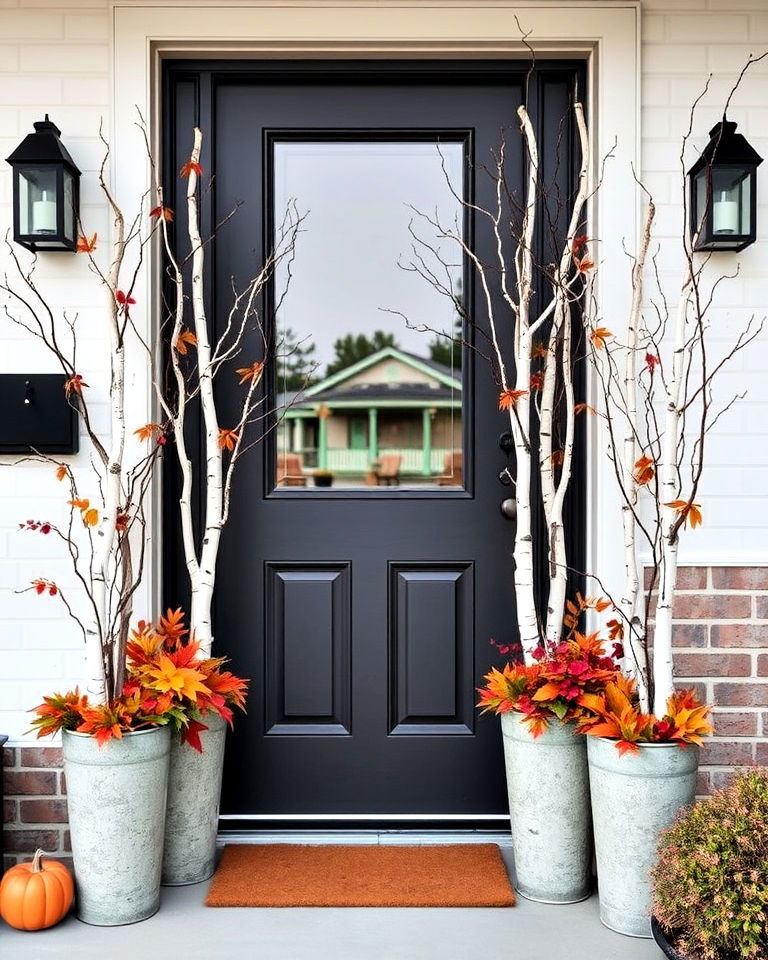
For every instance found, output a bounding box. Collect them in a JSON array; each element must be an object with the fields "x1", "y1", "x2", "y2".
[{"x1": 500, "y1": 498, "x2": 516, "y2": 520}]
